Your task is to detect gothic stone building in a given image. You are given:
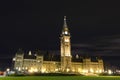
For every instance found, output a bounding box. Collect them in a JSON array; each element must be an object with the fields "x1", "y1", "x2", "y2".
[{"x1": 13, "y1": 16, "x2": 104, "y2": 74}]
